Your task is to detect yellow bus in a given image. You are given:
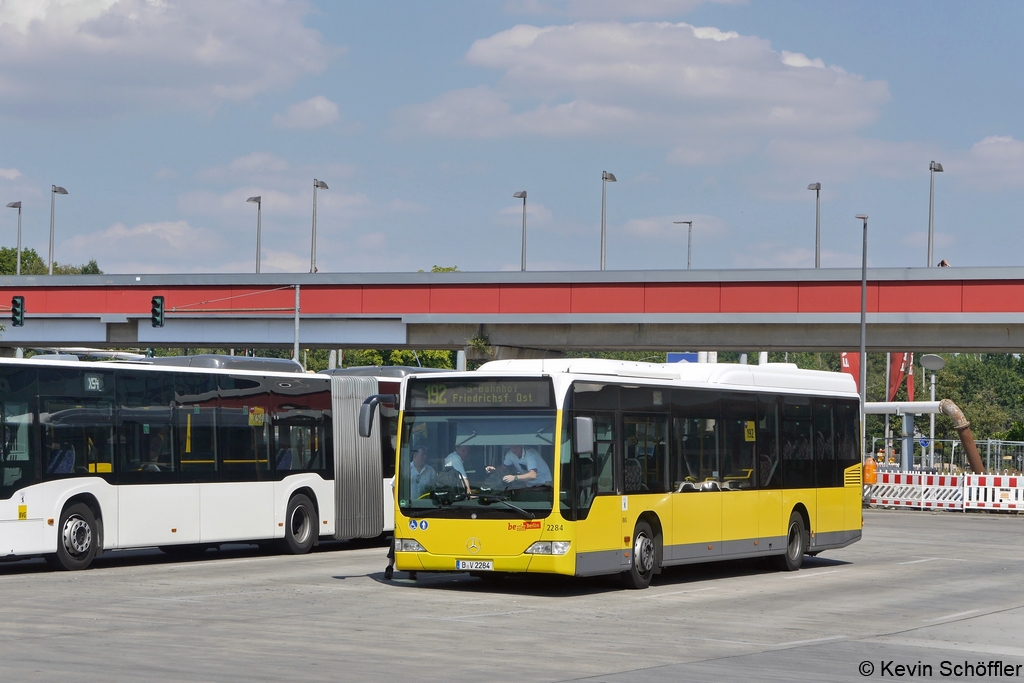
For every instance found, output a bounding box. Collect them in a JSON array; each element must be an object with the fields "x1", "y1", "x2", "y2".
[{"x1": 364, "y1": 358, "x2": 862, "y2": 589}]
